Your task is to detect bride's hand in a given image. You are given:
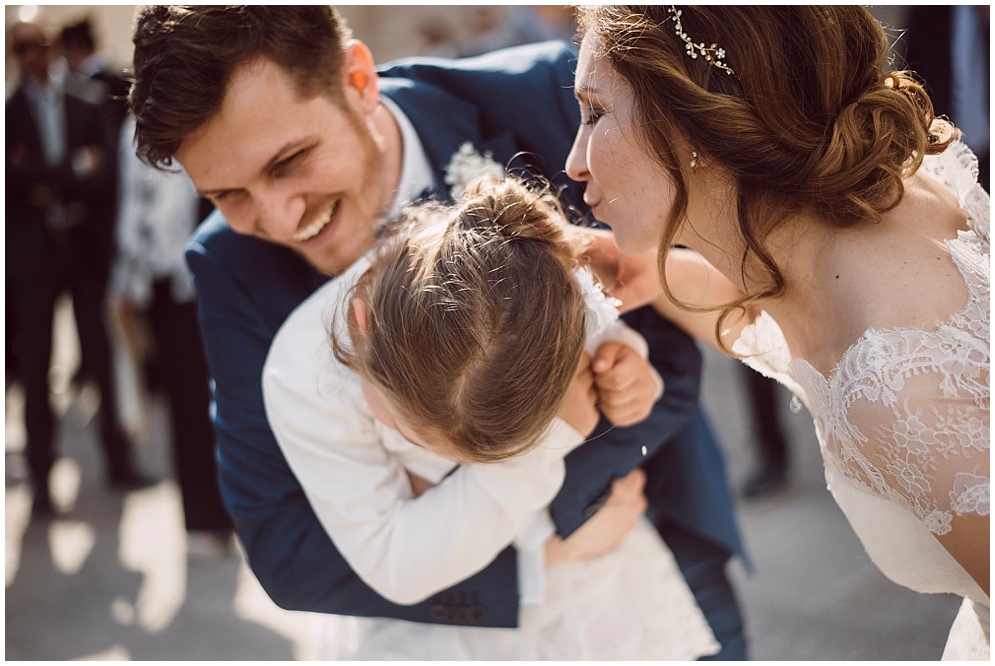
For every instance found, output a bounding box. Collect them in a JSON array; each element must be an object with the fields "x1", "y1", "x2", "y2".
[{"x1": 580, "y1": 228, "x2": 662, "y2": 313}]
